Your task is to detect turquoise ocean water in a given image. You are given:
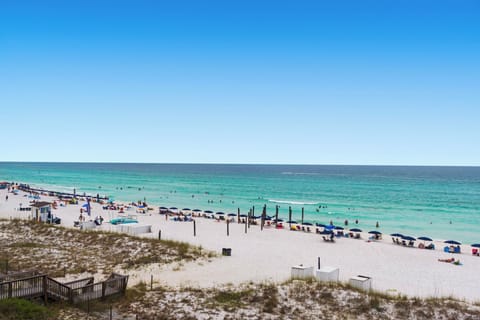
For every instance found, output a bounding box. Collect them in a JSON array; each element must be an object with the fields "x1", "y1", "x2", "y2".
[{"x1": 1, "y1": 162, "x2": 479, "y2": 243}]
